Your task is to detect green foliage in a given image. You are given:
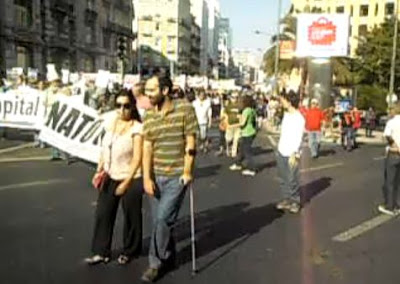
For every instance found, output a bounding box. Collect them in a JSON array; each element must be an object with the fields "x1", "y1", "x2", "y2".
[
  {"x1": 356, "y1": 19, "x2": 400, "y2": 91},
  {"x1": 356, "y1": 85, "x2": 387, "y2": 113}
]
